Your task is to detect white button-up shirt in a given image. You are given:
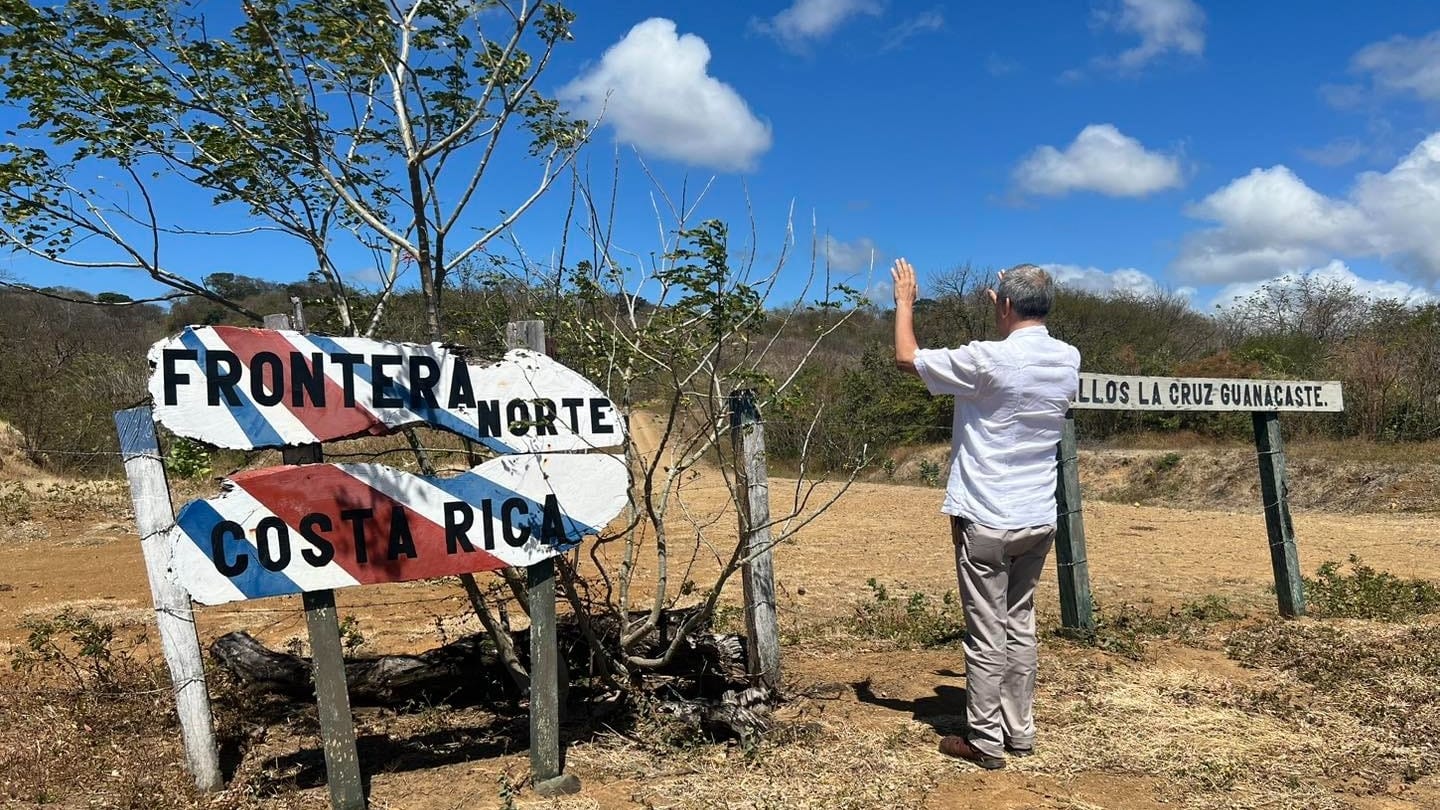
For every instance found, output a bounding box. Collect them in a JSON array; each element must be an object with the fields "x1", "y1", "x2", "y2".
[{"x1": 913, "y1": 325, "x2": 1081, "y2": 529}]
